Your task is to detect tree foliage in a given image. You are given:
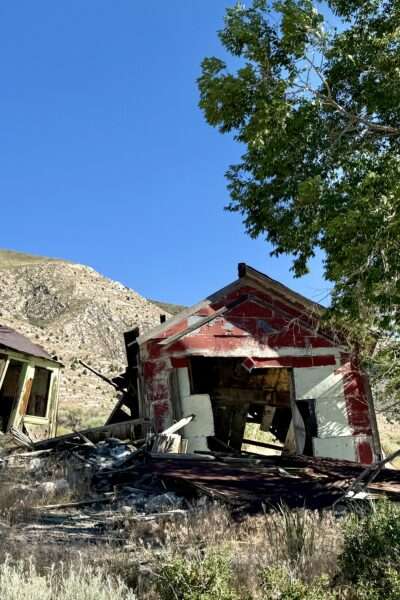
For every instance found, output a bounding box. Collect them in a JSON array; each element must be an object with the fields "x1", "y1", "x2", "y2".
[
  {"x1": 339, "y1": 501, "x2": 400, "y2": 599},
  {"x1": 198, "y1": 0, "x2": 400, "y2": 336}
]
